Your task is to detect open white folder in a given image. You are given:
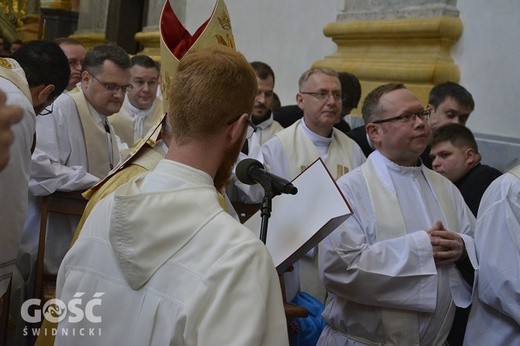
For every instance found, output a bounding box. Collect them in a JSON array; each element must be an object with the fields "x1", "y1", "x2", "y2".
[{"x1": 244, "y1": 158, "x2": 352, "y2": 273}]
